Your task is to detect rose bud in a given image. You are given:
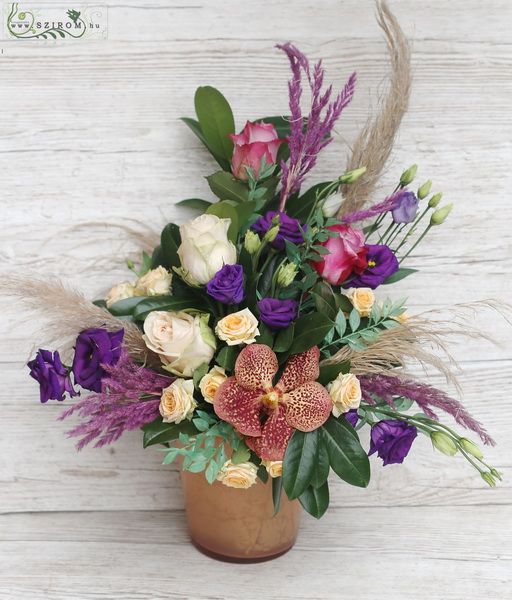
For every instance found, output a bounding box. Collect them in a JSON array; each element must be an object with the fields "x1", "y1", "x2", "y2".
[{"x1": 229, "y1": 121, "x2": 285, "y2": 181}]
